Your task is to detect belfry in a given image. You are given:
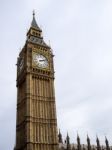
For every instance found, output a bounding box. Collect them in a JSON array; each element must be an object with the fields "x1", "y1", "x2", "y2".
[{"x1": 14, "y1": 12, "x2": 58, "y2": 150}]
